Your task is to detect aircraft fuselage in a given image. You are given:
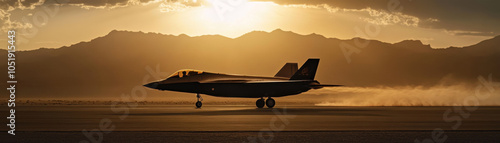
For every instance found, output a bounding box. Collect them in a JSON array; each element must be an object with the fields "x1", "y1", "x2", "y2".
[
  {"x1": 147, "y1": 73, "x2": 318, "y2": 98},
  {"x1": 144, "y1": 59, "x2": 340, "y2": 108}
]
